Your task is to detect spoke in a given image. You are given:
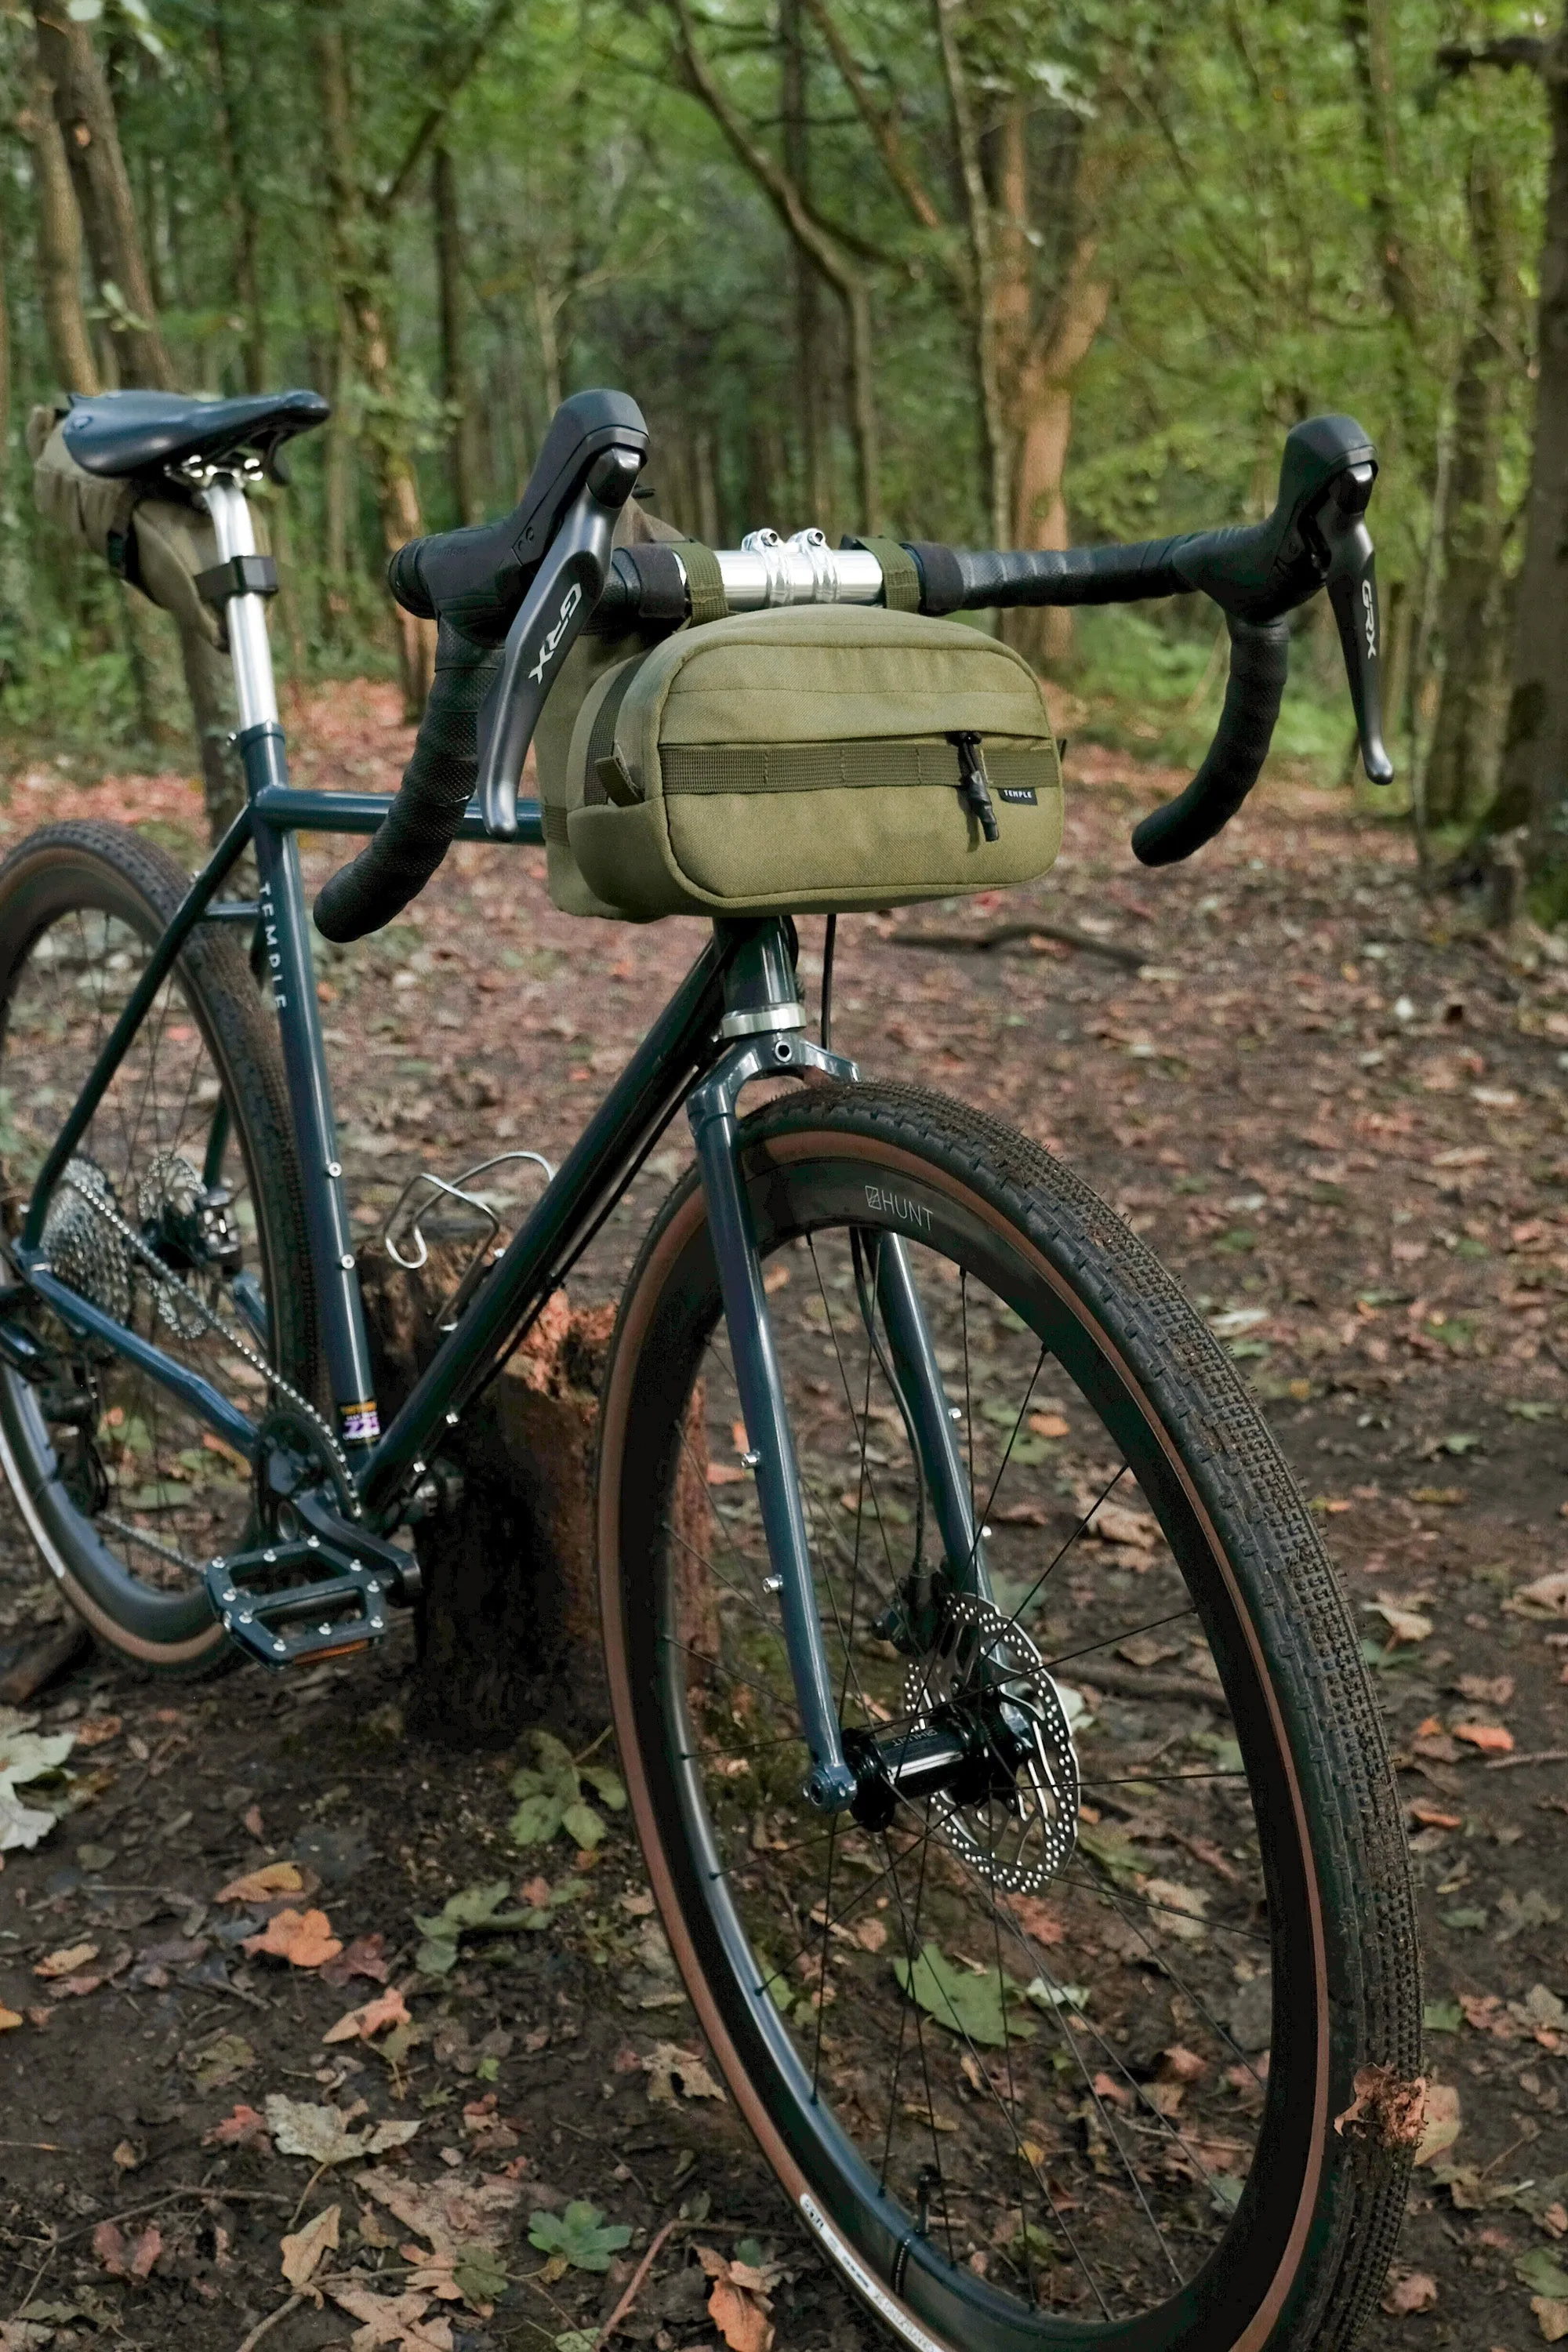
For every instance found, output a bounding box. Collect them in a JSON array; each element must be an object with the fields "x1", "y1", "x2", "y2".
[
  {"x1": 881, "y1": 1806, "x2": 1110, "y2": 2310},
  {"x1": 1054, "y1": 1867, "x2": 1269, "y2": 1945},
  {"x1": 1002, "y1": 1459, "x2": 1135, "y2": 1631},
  {"x1": 1044, "y1": 1603, "x2": 1199, "y2": 1675}
]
